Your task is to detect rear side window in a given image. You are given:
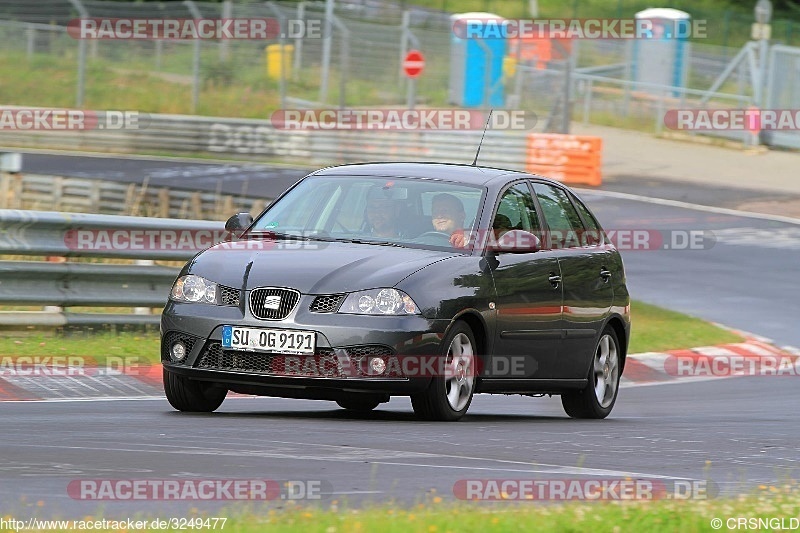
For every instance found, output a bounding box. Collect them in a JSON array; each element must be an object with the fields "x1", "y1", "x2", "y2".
[
  {"x1": 531, "y1": 183, "x2": 585, "y2": 249},
  {"x1": 570, "y1": 192, "x2": 608, "y2": 246}
]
